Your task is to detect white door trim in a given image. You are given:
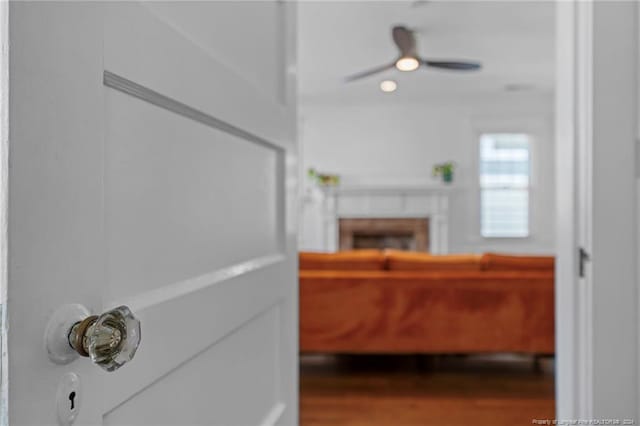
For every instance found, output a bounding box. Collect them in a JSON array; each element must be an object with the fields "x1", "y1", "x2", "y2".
[
  {"x1": 574, "y1": 1, "x2": 594, "y2": 419},
  {"x1": 556, "y1": 0, "x2": 639, "y2": 421},
  {"x1": 0, "y1": 1, "x2": 8, "y2": 424},
  {"x1": 555, "y1": 1, "x2": 581, "y2": 418}
]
